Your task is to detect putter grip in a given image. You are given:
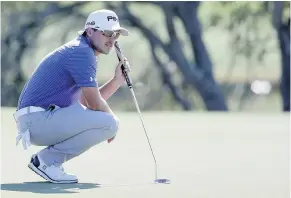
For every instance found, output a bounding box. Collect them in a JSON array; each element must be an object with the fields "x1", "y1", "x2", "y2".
[{"x1": 118, "y1": 57, "x2": 133, "y2": 88}]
